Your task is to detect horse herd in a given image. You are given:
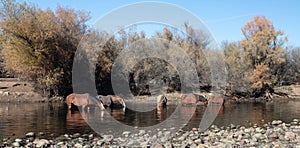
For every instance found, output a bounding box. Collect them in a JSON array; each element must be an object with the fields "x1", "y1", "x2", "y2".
[{"x1": 65, "y1": 93, "x2": 238, "y2": 112}]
